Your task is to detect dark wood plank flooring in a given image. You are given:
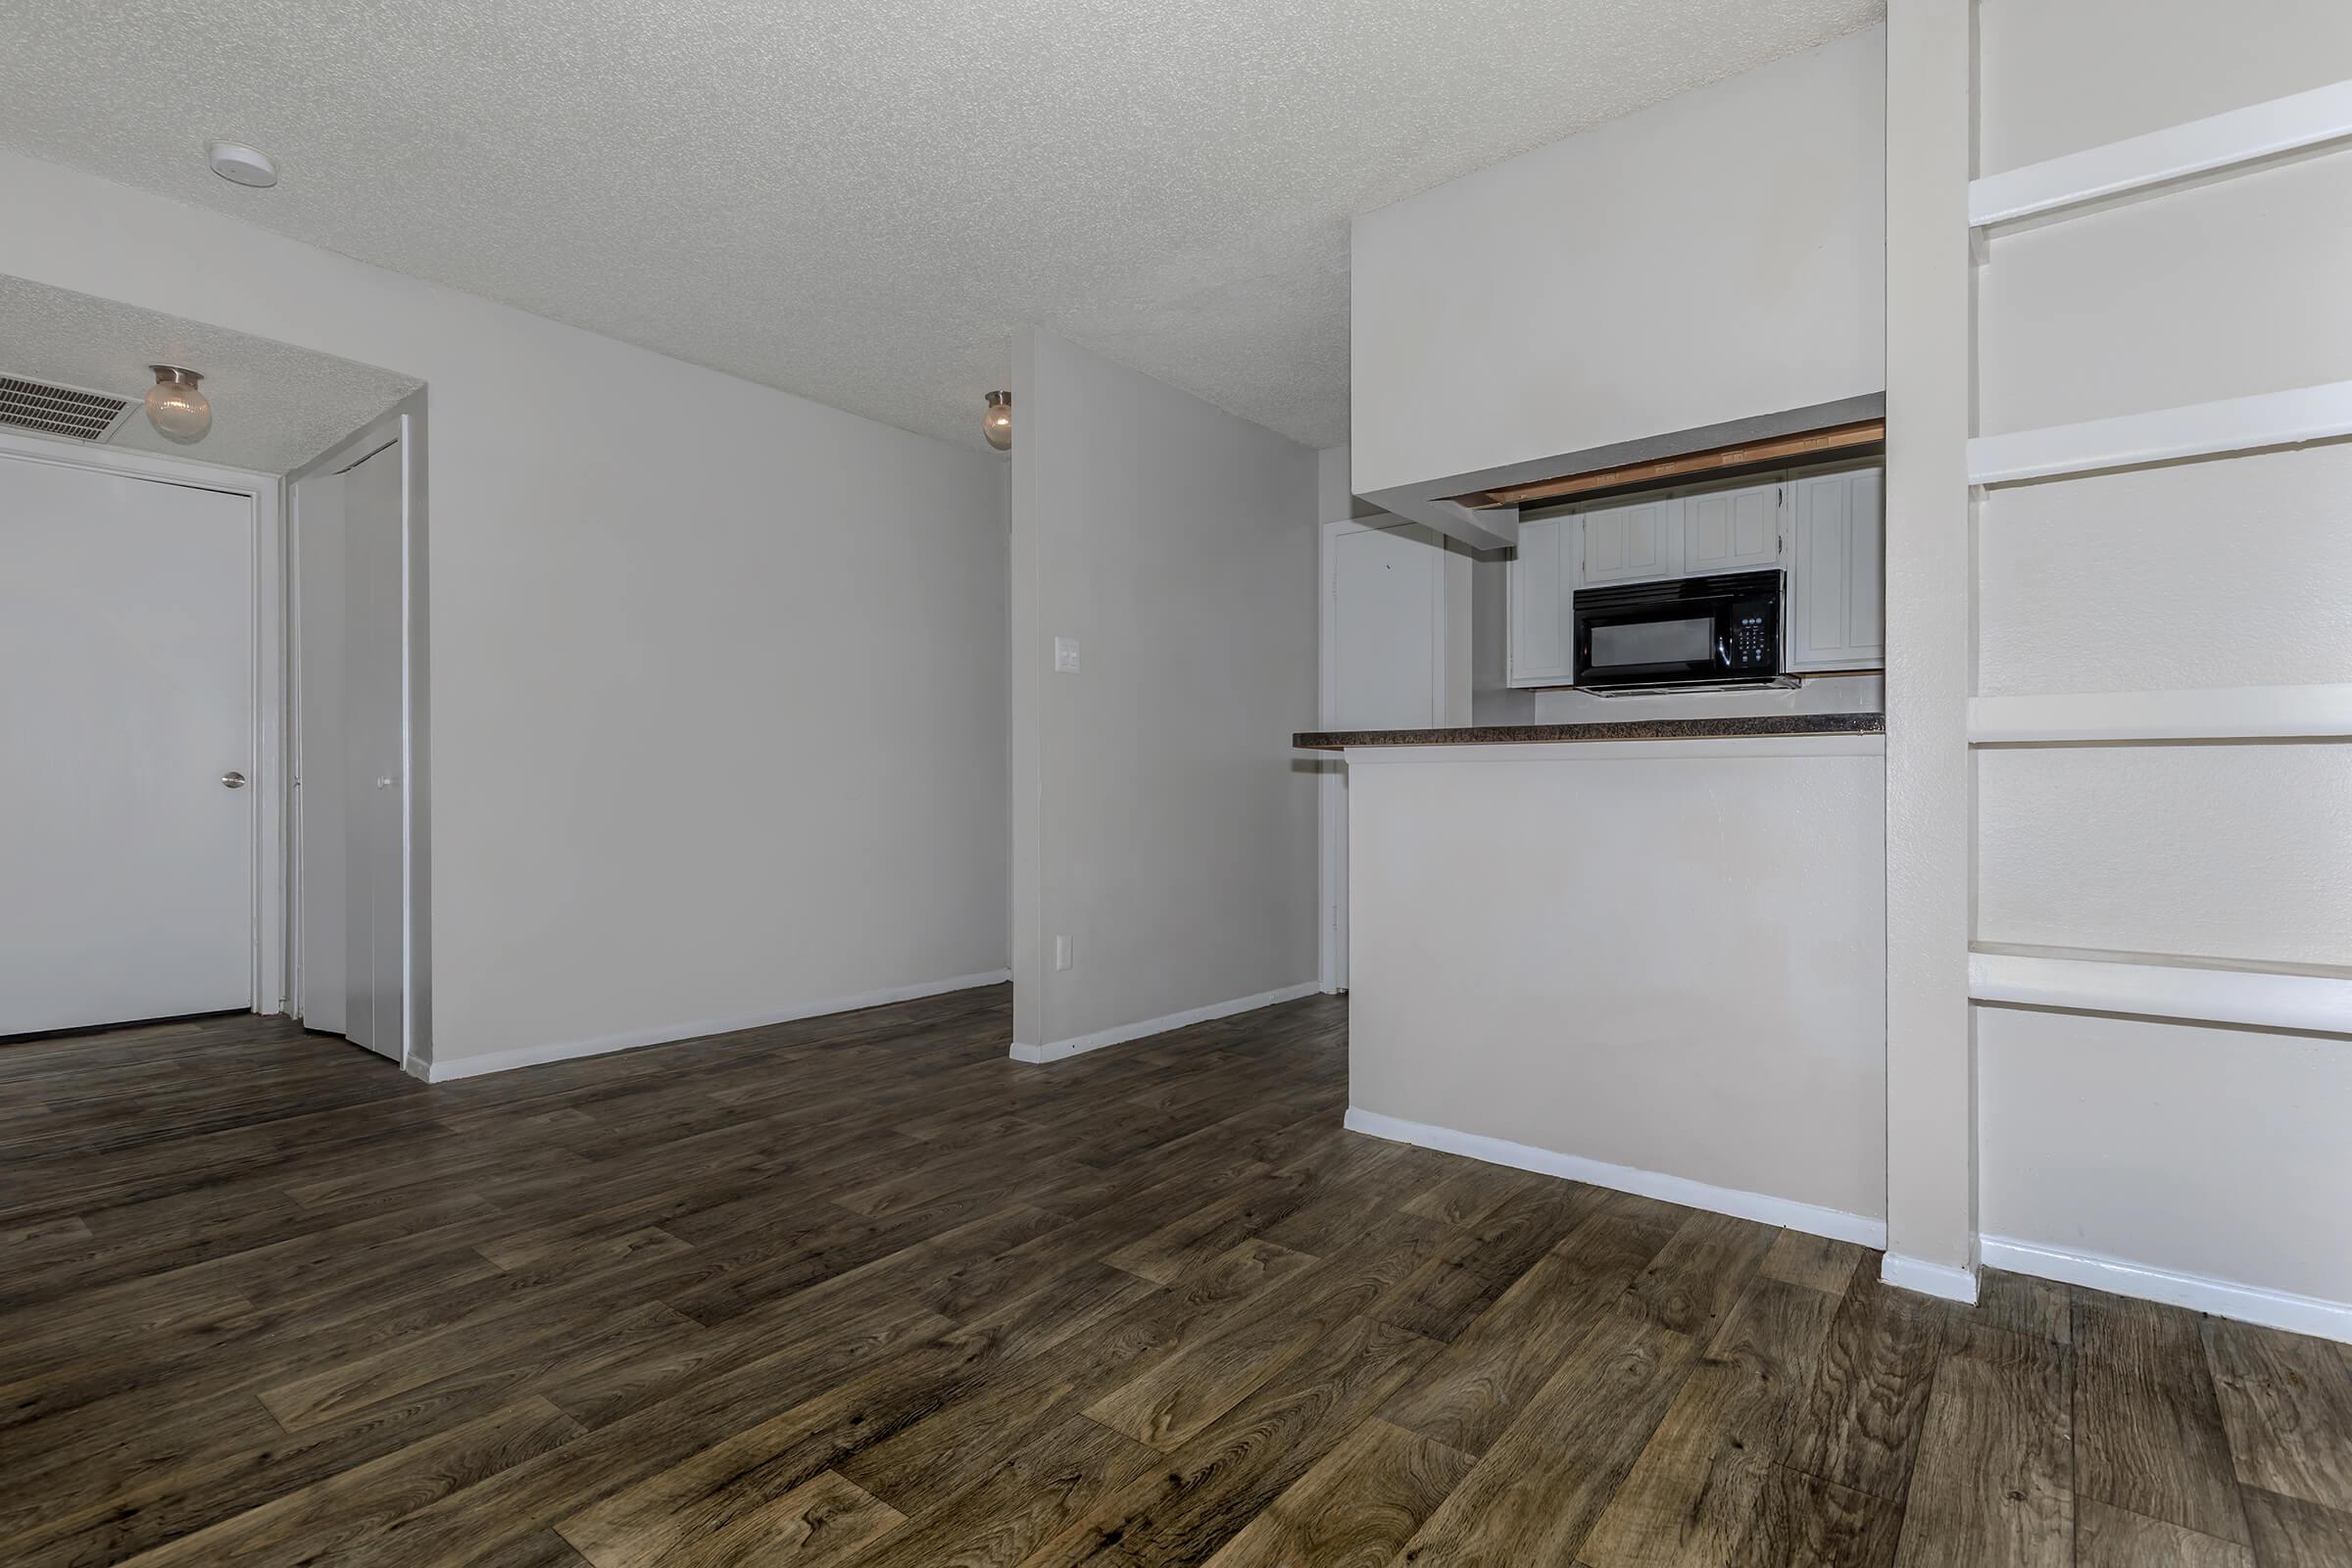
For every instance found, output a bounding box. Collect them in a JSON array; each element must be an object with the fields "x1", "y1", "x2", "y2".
[{"x1": 5, "y1": 989, "x2": 2349, "y2": 1567}]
